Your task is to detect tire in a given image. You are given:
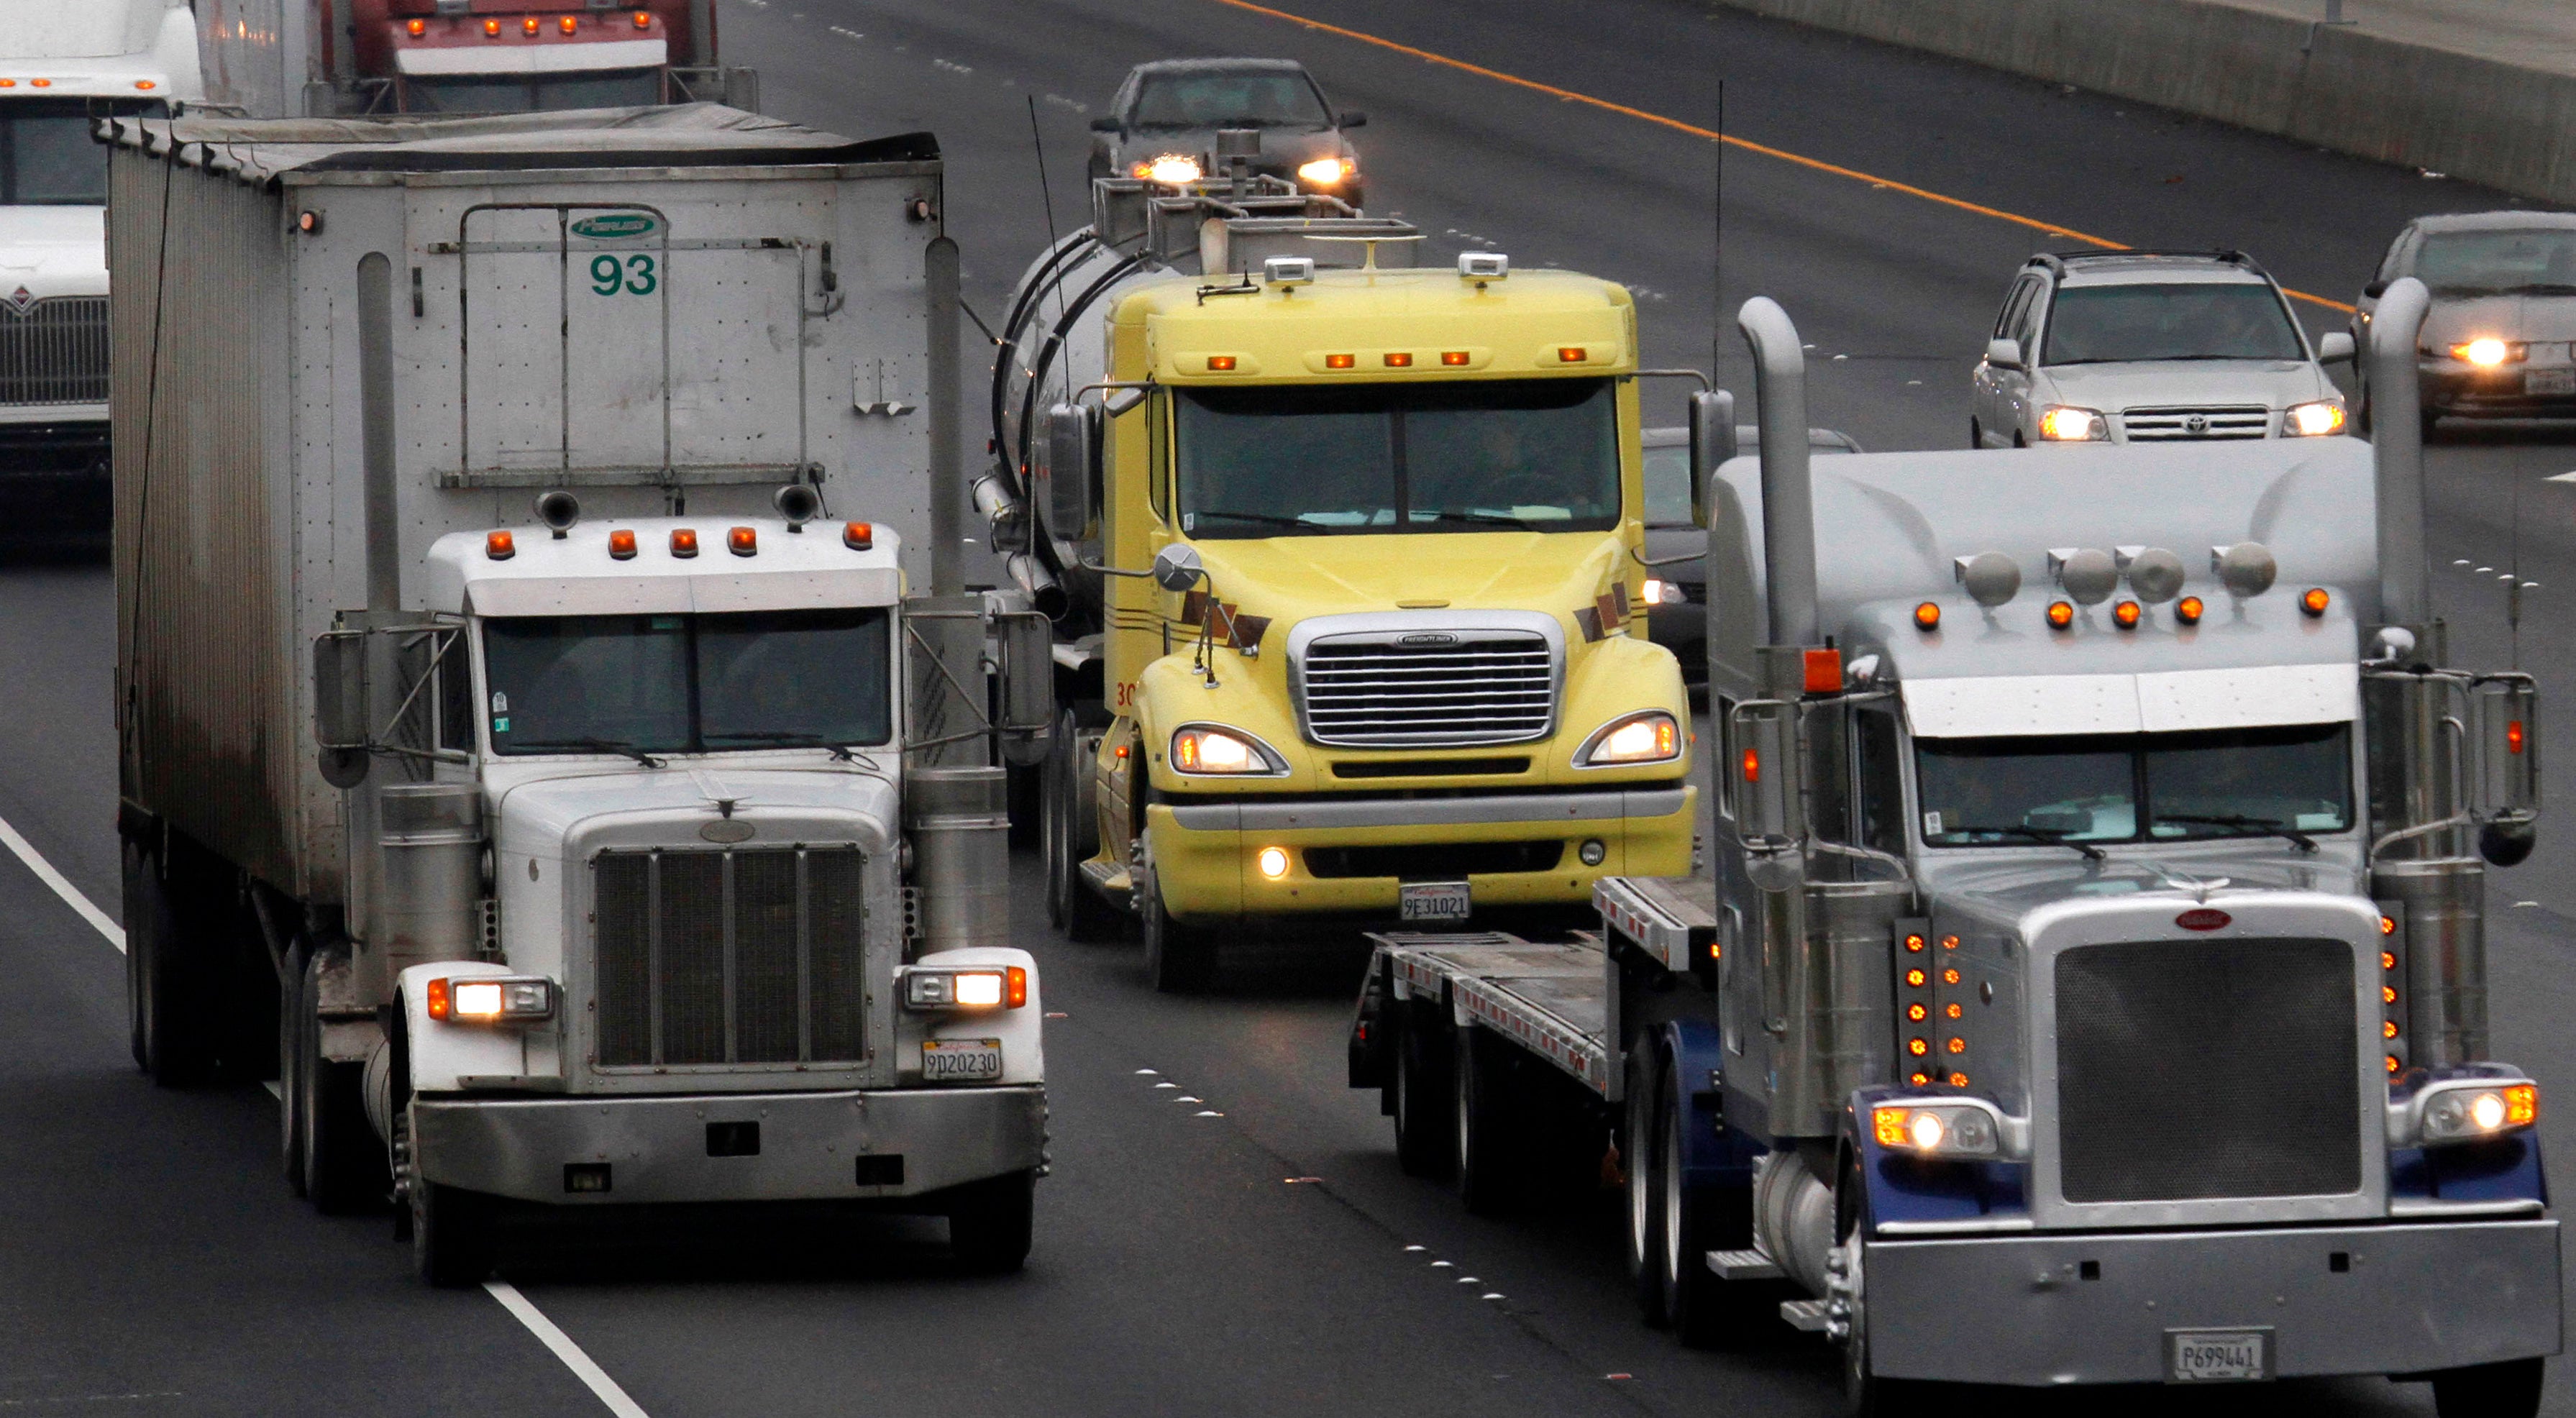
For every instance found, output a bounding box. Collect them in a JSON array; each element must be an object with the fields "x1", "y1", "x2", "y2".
[
  {"x1": 947, "y1": 1169, "x2": 1037, "y2": 1274},
  {"x1": 2011, "y1": 431, "x2": 2027, "y2": 449},
  {"x1": 1453, "y1": 1025, "x2": 1520, "y2": 1215},
  {"x1": 300, "y1": 950, "x2": 389, "y2": 1213},
  {"x1": 280, "y1": 935, "x2": 311, "y2": 1197},
  {"x1": 1048, "y1": 709, "x2": 1125, "y2": 943},
  {"x1": 121, "y1": 840, "x2": 152, "y2": 1071},
  {"x1": 2421, "y1": 408, "x2": 2442, "y2": 443},
  {"x1": 1968, "y1": 419, "x2": 1982, "y2": 451},
  {"x1": 1835, "y1": 1156, "x2": 1924, "y2": 1416},
  {"x1": 1392, "y1": 1000, "x2": 1453, "y2": 1179},
  {"x1": 128, "y1": 843, "x2": 214, "y2": 1087},
  {"x1": 1625, "y1": 1046, "x2": 1670, "y2": 1326},
  {"x1": 1658, "y1": 1066, "x2": 1748, "y2": 1346},
  {"x1": 2432, "y1": 1358, "x2": 2543, "y2": 1418},
  {"x1": 1140, "y1": 856, "x2": 1215, "y2": 993},
  {"x1": 411, "y1": 1177, "x2": 495, "y2": 1288}
]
